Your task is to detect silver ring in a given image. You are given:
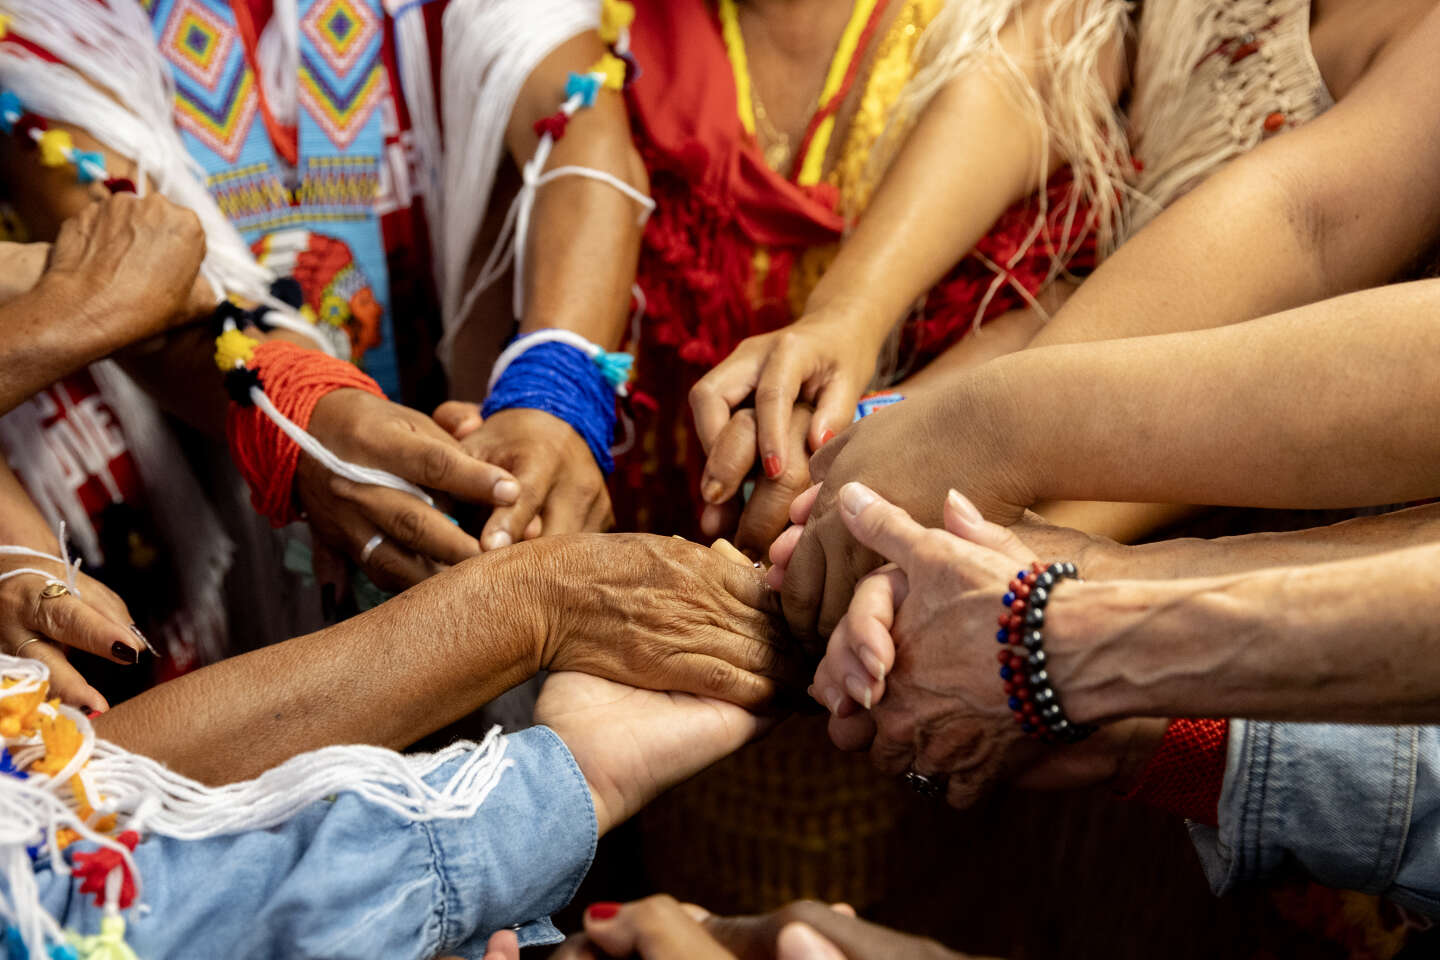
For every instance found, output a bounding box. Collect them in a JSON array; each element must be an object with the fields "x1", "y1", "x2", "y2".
[
  {"x1": 360, "y1": 534, "x2": 385, "y2": 565},
  {"x1": 903, "y1": 770, "x2": 946, "y2": 799},
  {"x1": 13, "y1": 637, "x2": 47, "y2": 659}
]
